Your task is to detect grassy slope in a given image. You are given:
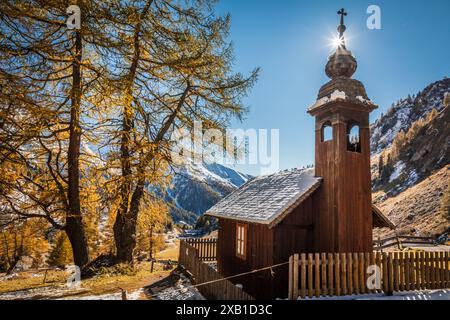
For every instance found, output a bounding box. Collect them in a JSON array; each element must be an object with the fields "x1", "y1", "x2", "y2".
[{"x1": 373, "y1": 165, "x2": 449, "y2": 238}]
